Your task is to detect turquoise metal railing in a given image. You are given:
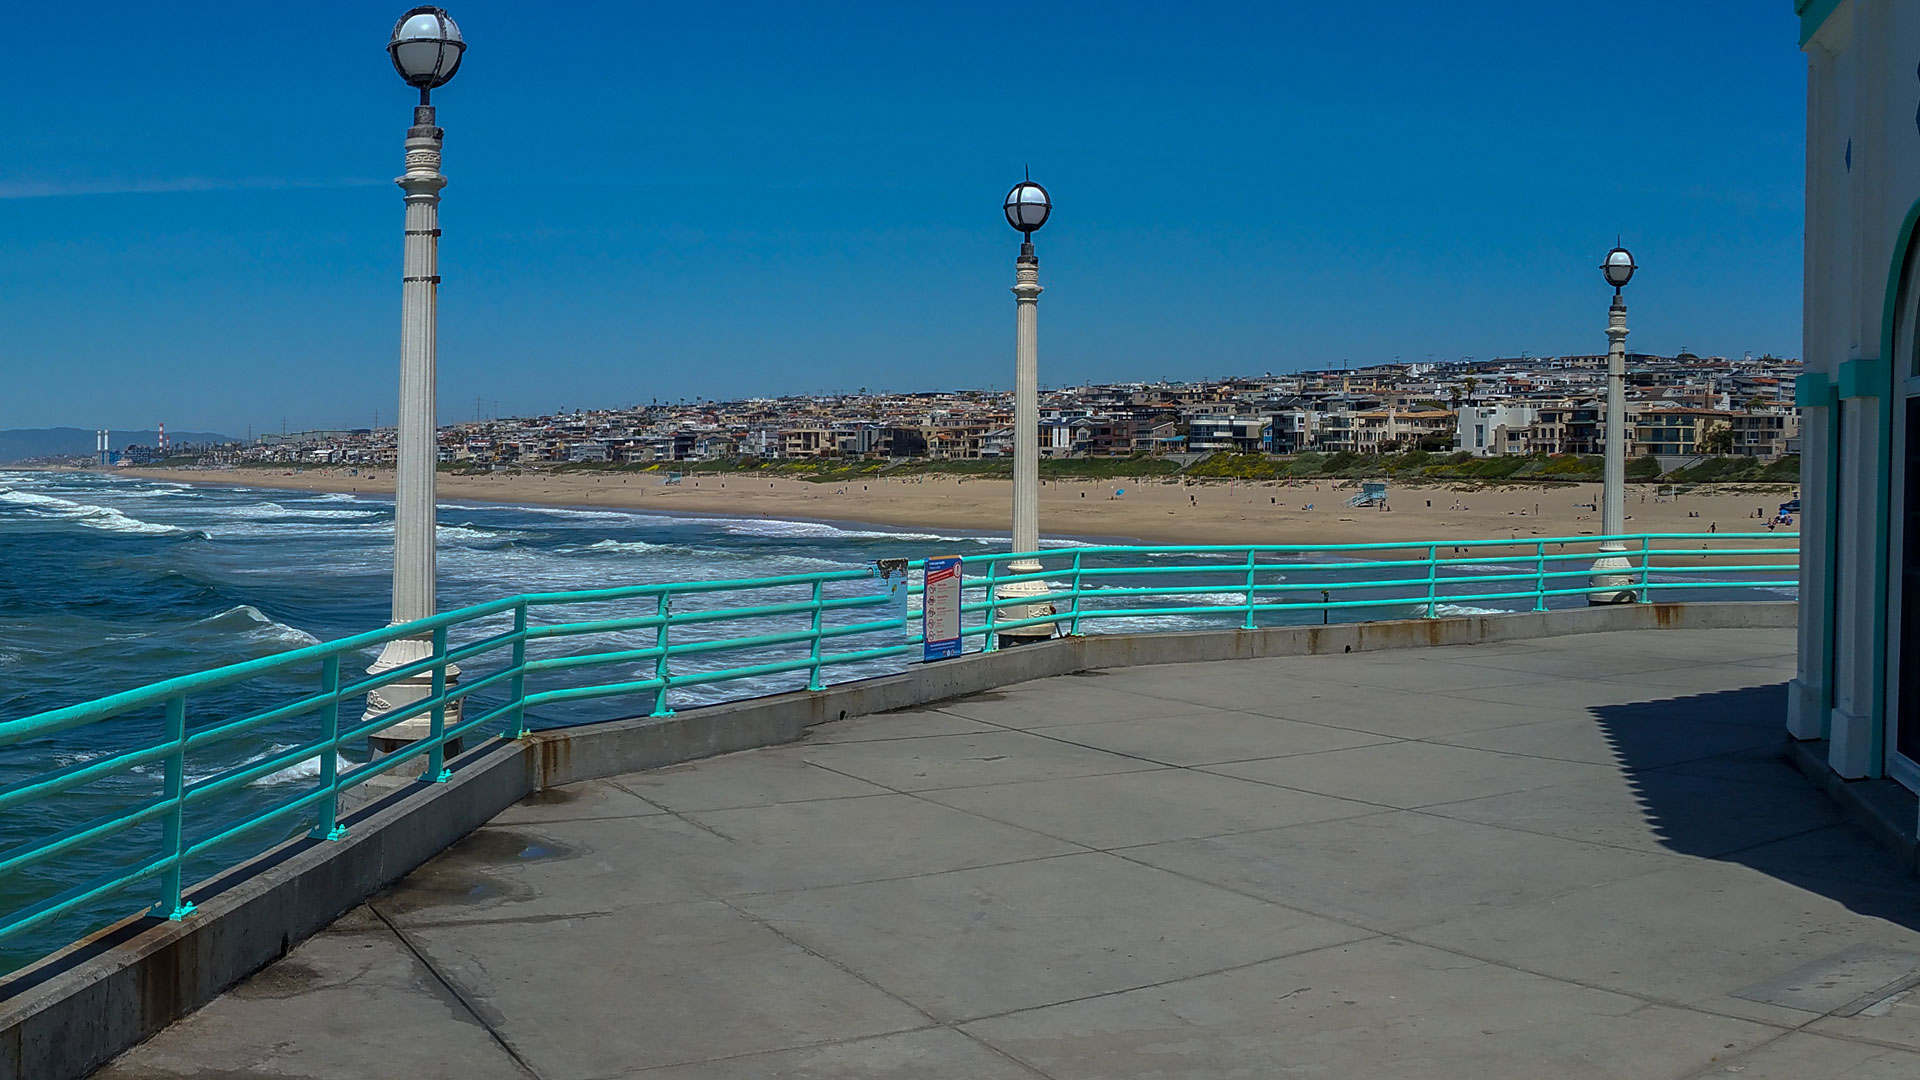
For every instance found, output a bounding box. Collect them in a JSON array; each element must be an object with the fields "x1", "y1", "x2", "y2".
[
  {"x1": 0, "y1": 563, "x2": 914, "y2": 966},
  {"x1": 906, "y1": 533, "x2": 1800, "y2": 646},
  {"x1": 0, "y1": 533, "x2": 1794, "y2": 971}
]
